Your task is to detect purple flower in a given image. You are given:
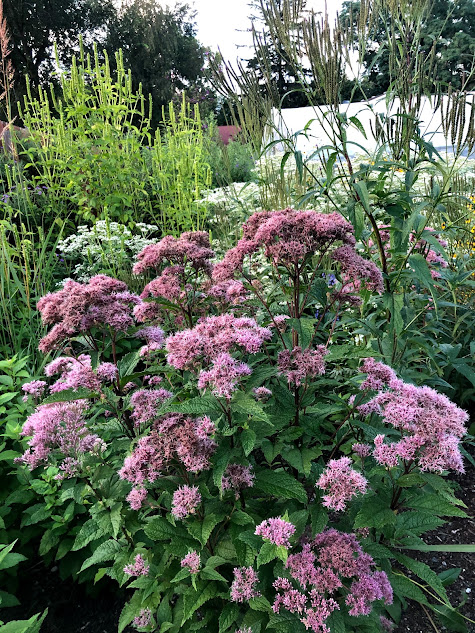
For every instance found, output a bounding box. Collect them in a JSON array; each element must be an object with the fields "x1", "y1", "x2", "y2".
[
  {"x1": 316, "y1": 457, "x2": 367, "y2": 511},
  {"x1": 230, "y1": 566, "x2": 260, "y2": 602},
  {"x1": 171, "y1": 485, "x2": 201, "y2": 519},
  {"x1": 255, "y1": 517, "x2": 296, "y2": 548},
  {"x1": 124, "y1": 553, "x2": 149, "y2": 577},
  {"x1": 181, "y1": 551, "x2": 200, "y2": 574}
]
